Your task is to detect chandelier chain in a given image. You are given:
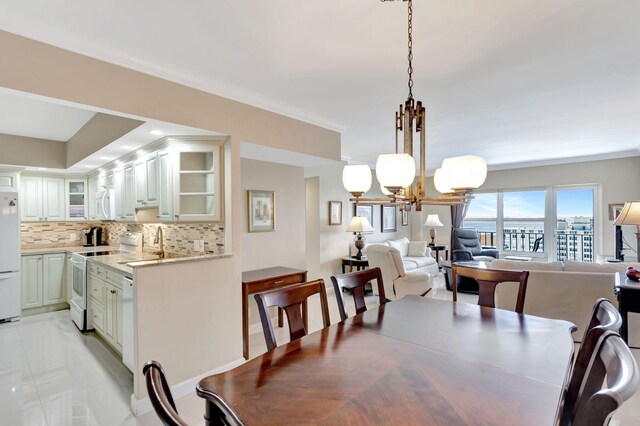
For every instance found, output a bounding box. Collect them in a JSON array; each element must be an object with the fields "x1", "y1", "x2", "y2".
[{"x1": 407, "y1": 0, "x2": 413, "y2": 100}]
